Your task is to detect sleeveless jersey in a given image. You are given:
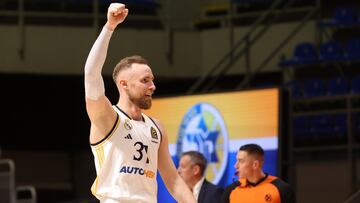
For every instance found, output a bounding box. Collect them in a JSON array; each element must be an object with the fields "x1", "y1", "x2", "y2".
[{"x1": 90, "y1": 106, "x2": 162, "y2": 203}]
